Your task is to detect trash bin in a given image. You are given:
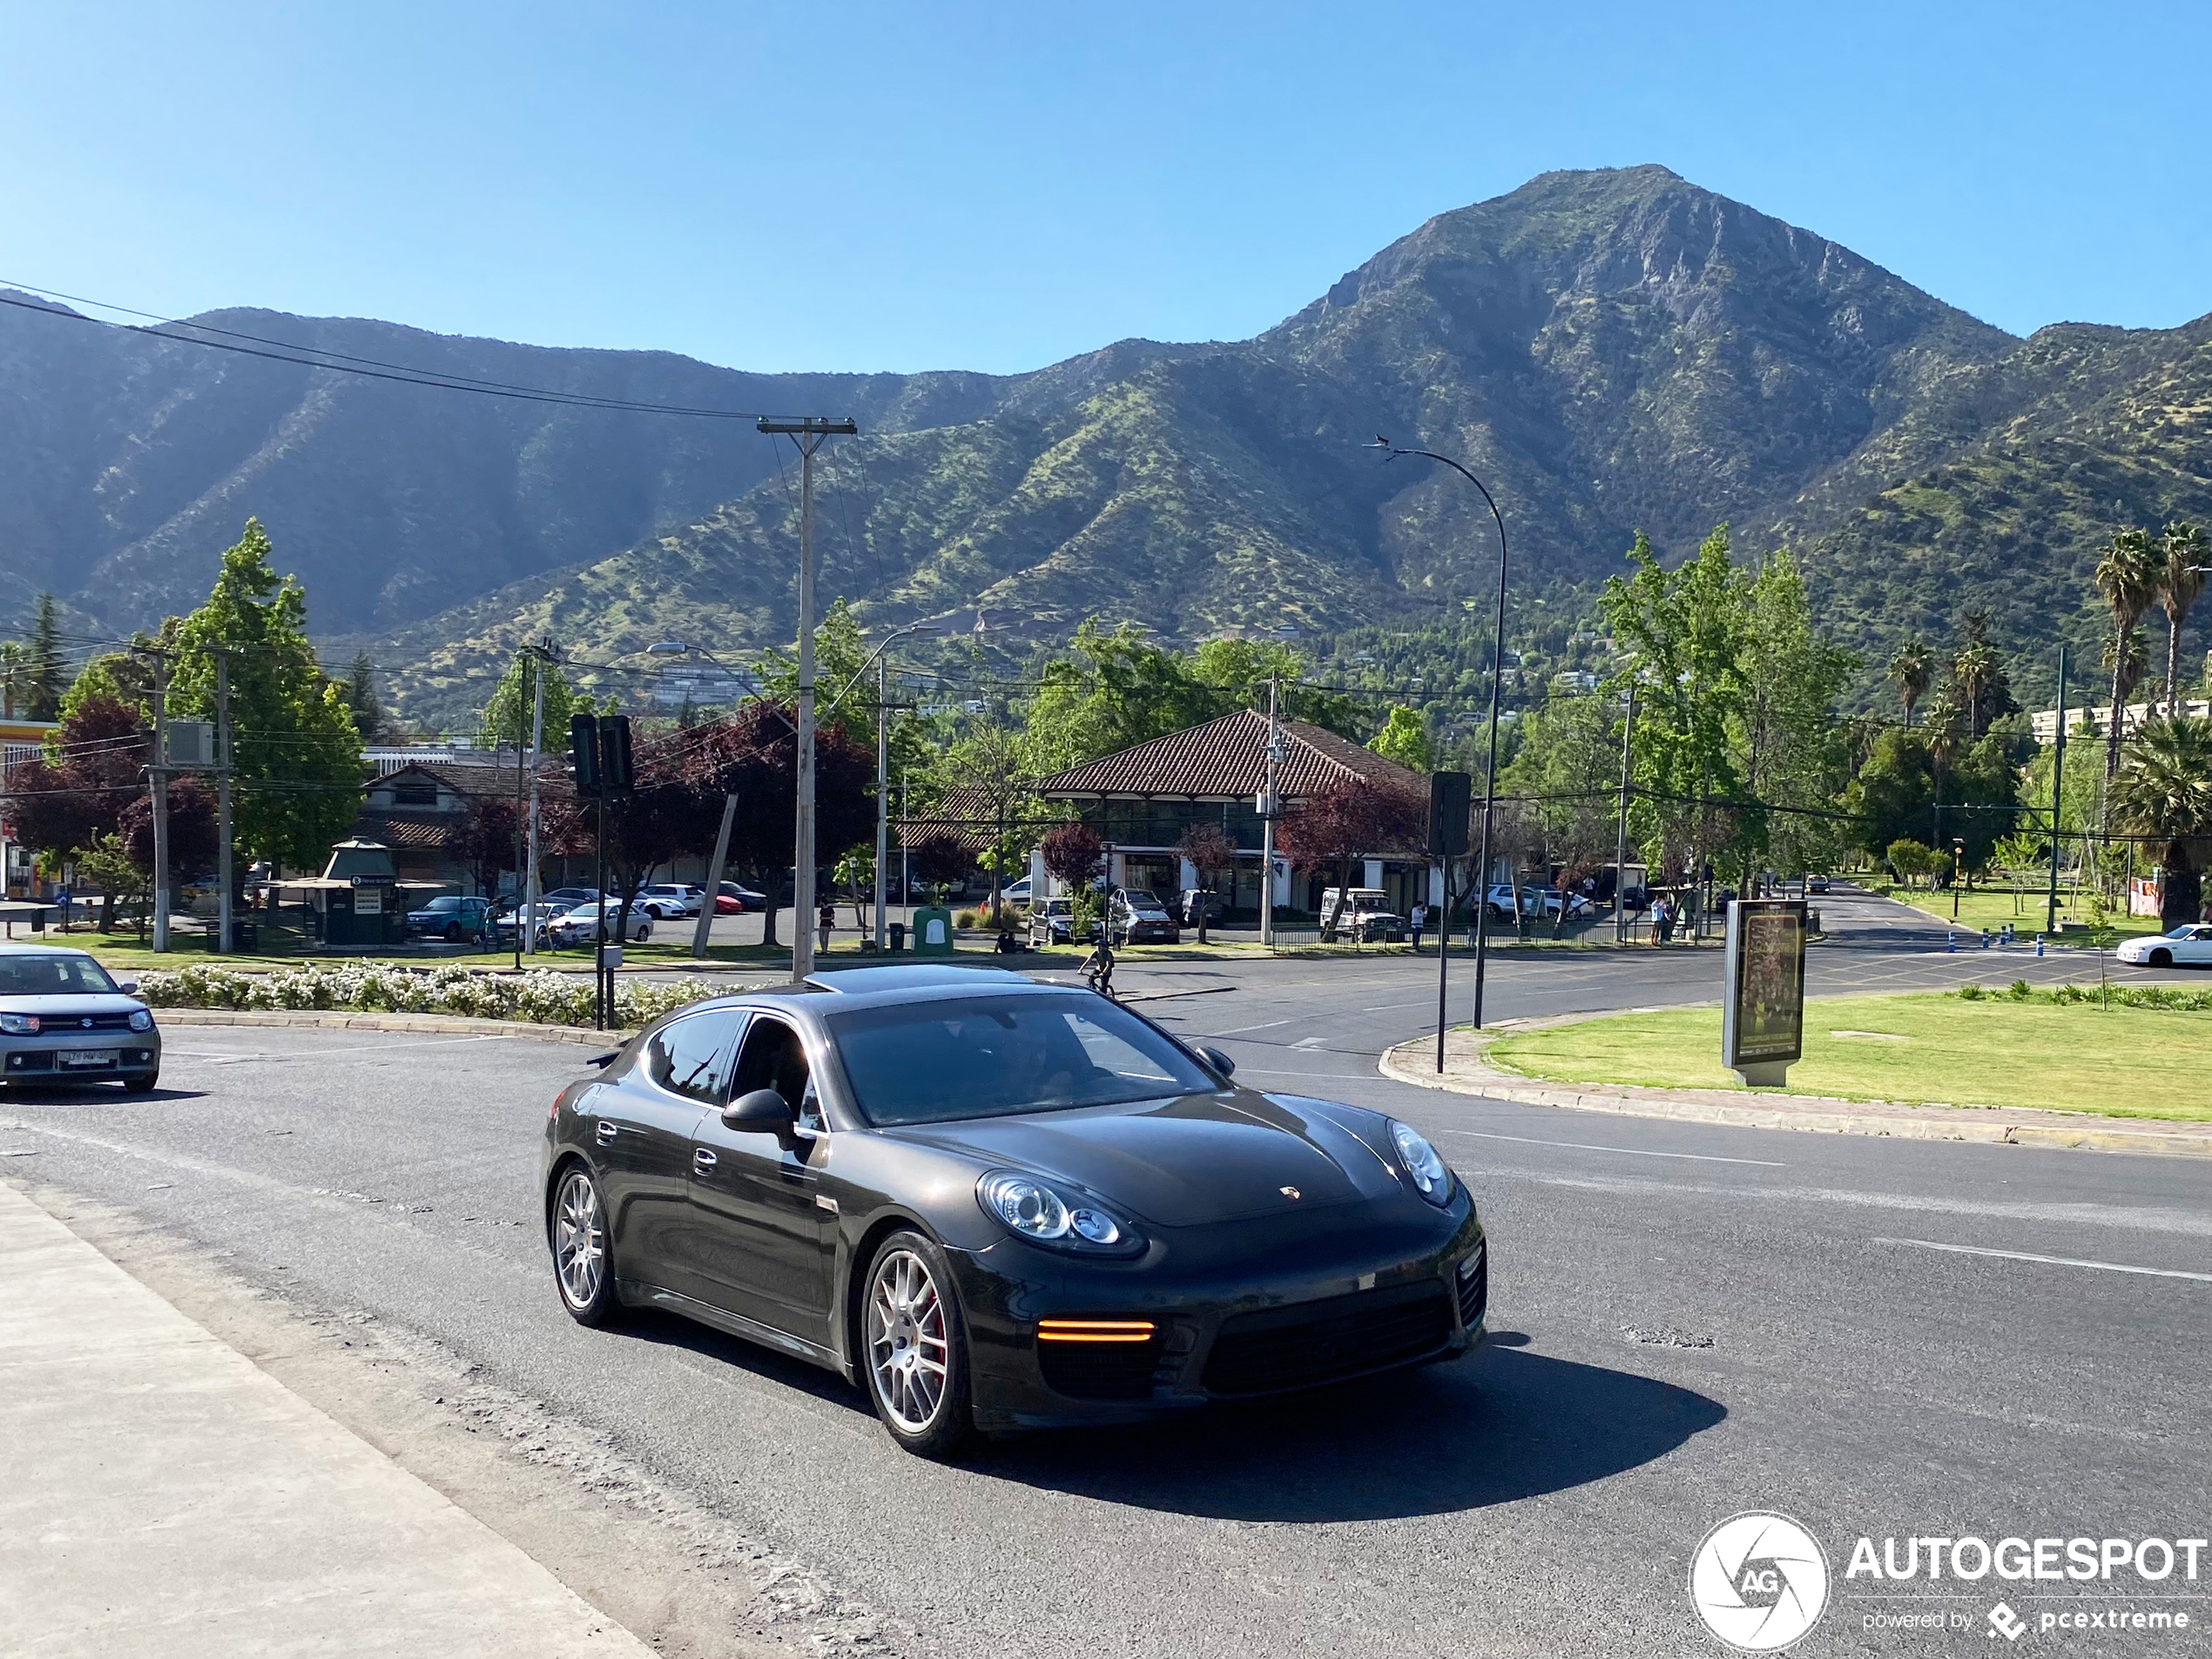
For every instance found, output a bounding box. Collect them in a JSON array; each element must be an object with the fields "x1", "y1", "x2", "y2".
[
  {"x1": 233, "y1": 921, "x2": 259, "y2": 953},
  {"x1": 888, "y1": 921, "x2": 907, "y2": 953}
]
